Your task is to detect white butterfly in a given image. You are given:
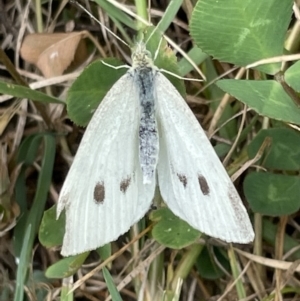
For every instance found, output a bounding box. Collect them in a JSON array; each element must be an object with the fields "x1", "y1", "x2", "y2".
[{"x1": 57, "y1": 42, "x2": 254, "y2": 256}]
